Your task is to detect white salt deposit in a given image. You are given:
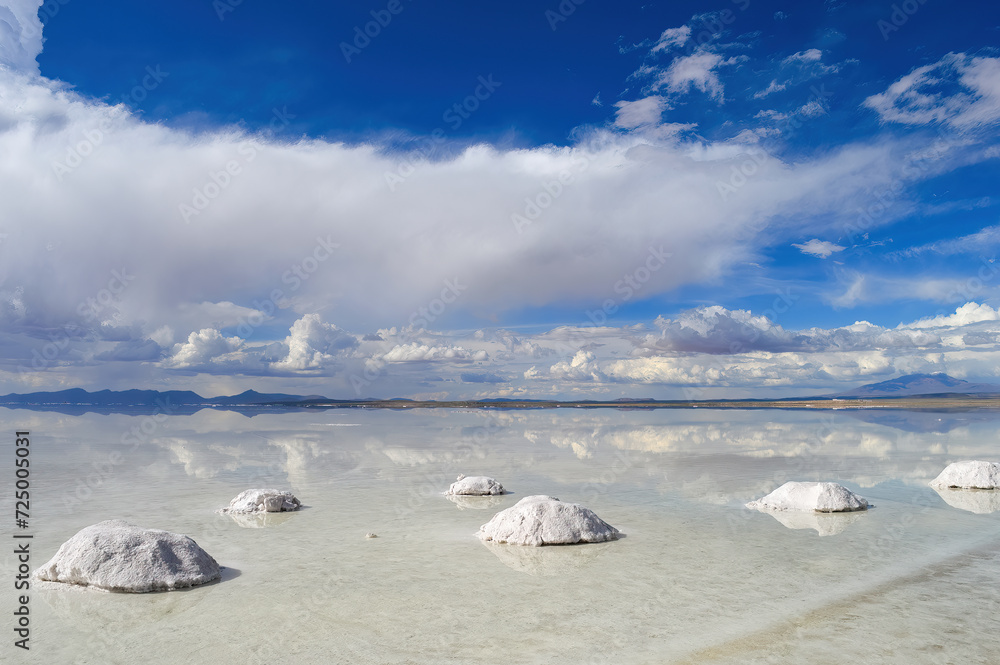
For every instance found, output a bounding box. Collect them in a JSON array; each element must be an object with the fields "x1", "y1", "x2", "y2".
[
  {"x1": 477, "y1": 495, "x2": 621, "y2": 546},
  {"x1": 33, "y1": 520, "x2": 221, "y2": 593},
  {"x1": 446, "y1": 474, "x2": 505, "y2": 495},
  {"x1": 929, "y1": 460, "x2": 1000, "y2": 490},
  {"x1": 222, "y1": 488, "x2": 302, "y2": 513},
  {"x1": 746, "y1": 481, "x2": 869, "y2": 513}
]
